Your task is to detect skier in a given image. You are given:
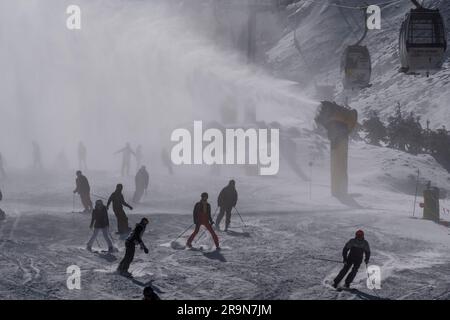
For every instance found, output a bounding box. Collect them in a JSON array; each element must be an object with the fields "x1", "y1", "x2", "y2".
[
  {"x1": 0, "y1": 152, "x2": 6, "y2": 179},
  {"x1": 117, "y1": 217, "x2": 149, "y2": 277},
  {"x1": 135, "y1": 145, "x2": 143, "y2": 172},
  {"x1": 132, "y1": 166, "x2": 149, "y2": 204},
  {"x1": 32, "y1": 141, "x2": 43, "y2": 169},
  {"x1": 78, "y1": 142, "x2": 88, "y2": 171},
  {"x1": 186, "y1": 192, "x2": 220, "y2": 250},
  {"x1": 333, "y1": 230, "x2": 371, "y2": 289},
  {"x1": 107, "y1": 184, "x2": 133, "y2": 234},
  {"x1": 161, "y1": 148, "x2": 173, "y2": 175},
  {"x1": 114, "y1": 143, "x2": 136, "y2": 177},
  {"x1": 215, "y1": 180, "x2": 238, "y2": 232},
  {"x1": 73, "y1": 171, "x2": 93, "y2": 213},
  {"x1": 143, "y1": 286, "x2": 160, "y2": 300},
  {"x1": 0, "y1": 189, "x2": 5, "y2": 221},
  {"x1": 86, "y1": 200, "x2": 115, "y2": 253}
]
